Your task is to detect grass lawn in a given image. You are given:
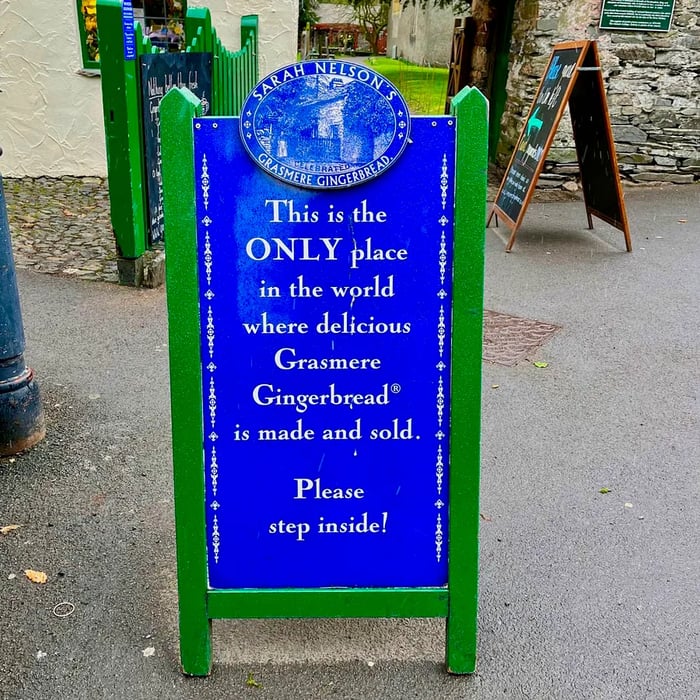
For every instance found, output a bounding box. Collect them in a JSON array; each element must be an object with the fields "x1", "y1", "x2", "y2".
[{"x1": 367, "y1": 57, "x2": 448, "y2": 115}]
